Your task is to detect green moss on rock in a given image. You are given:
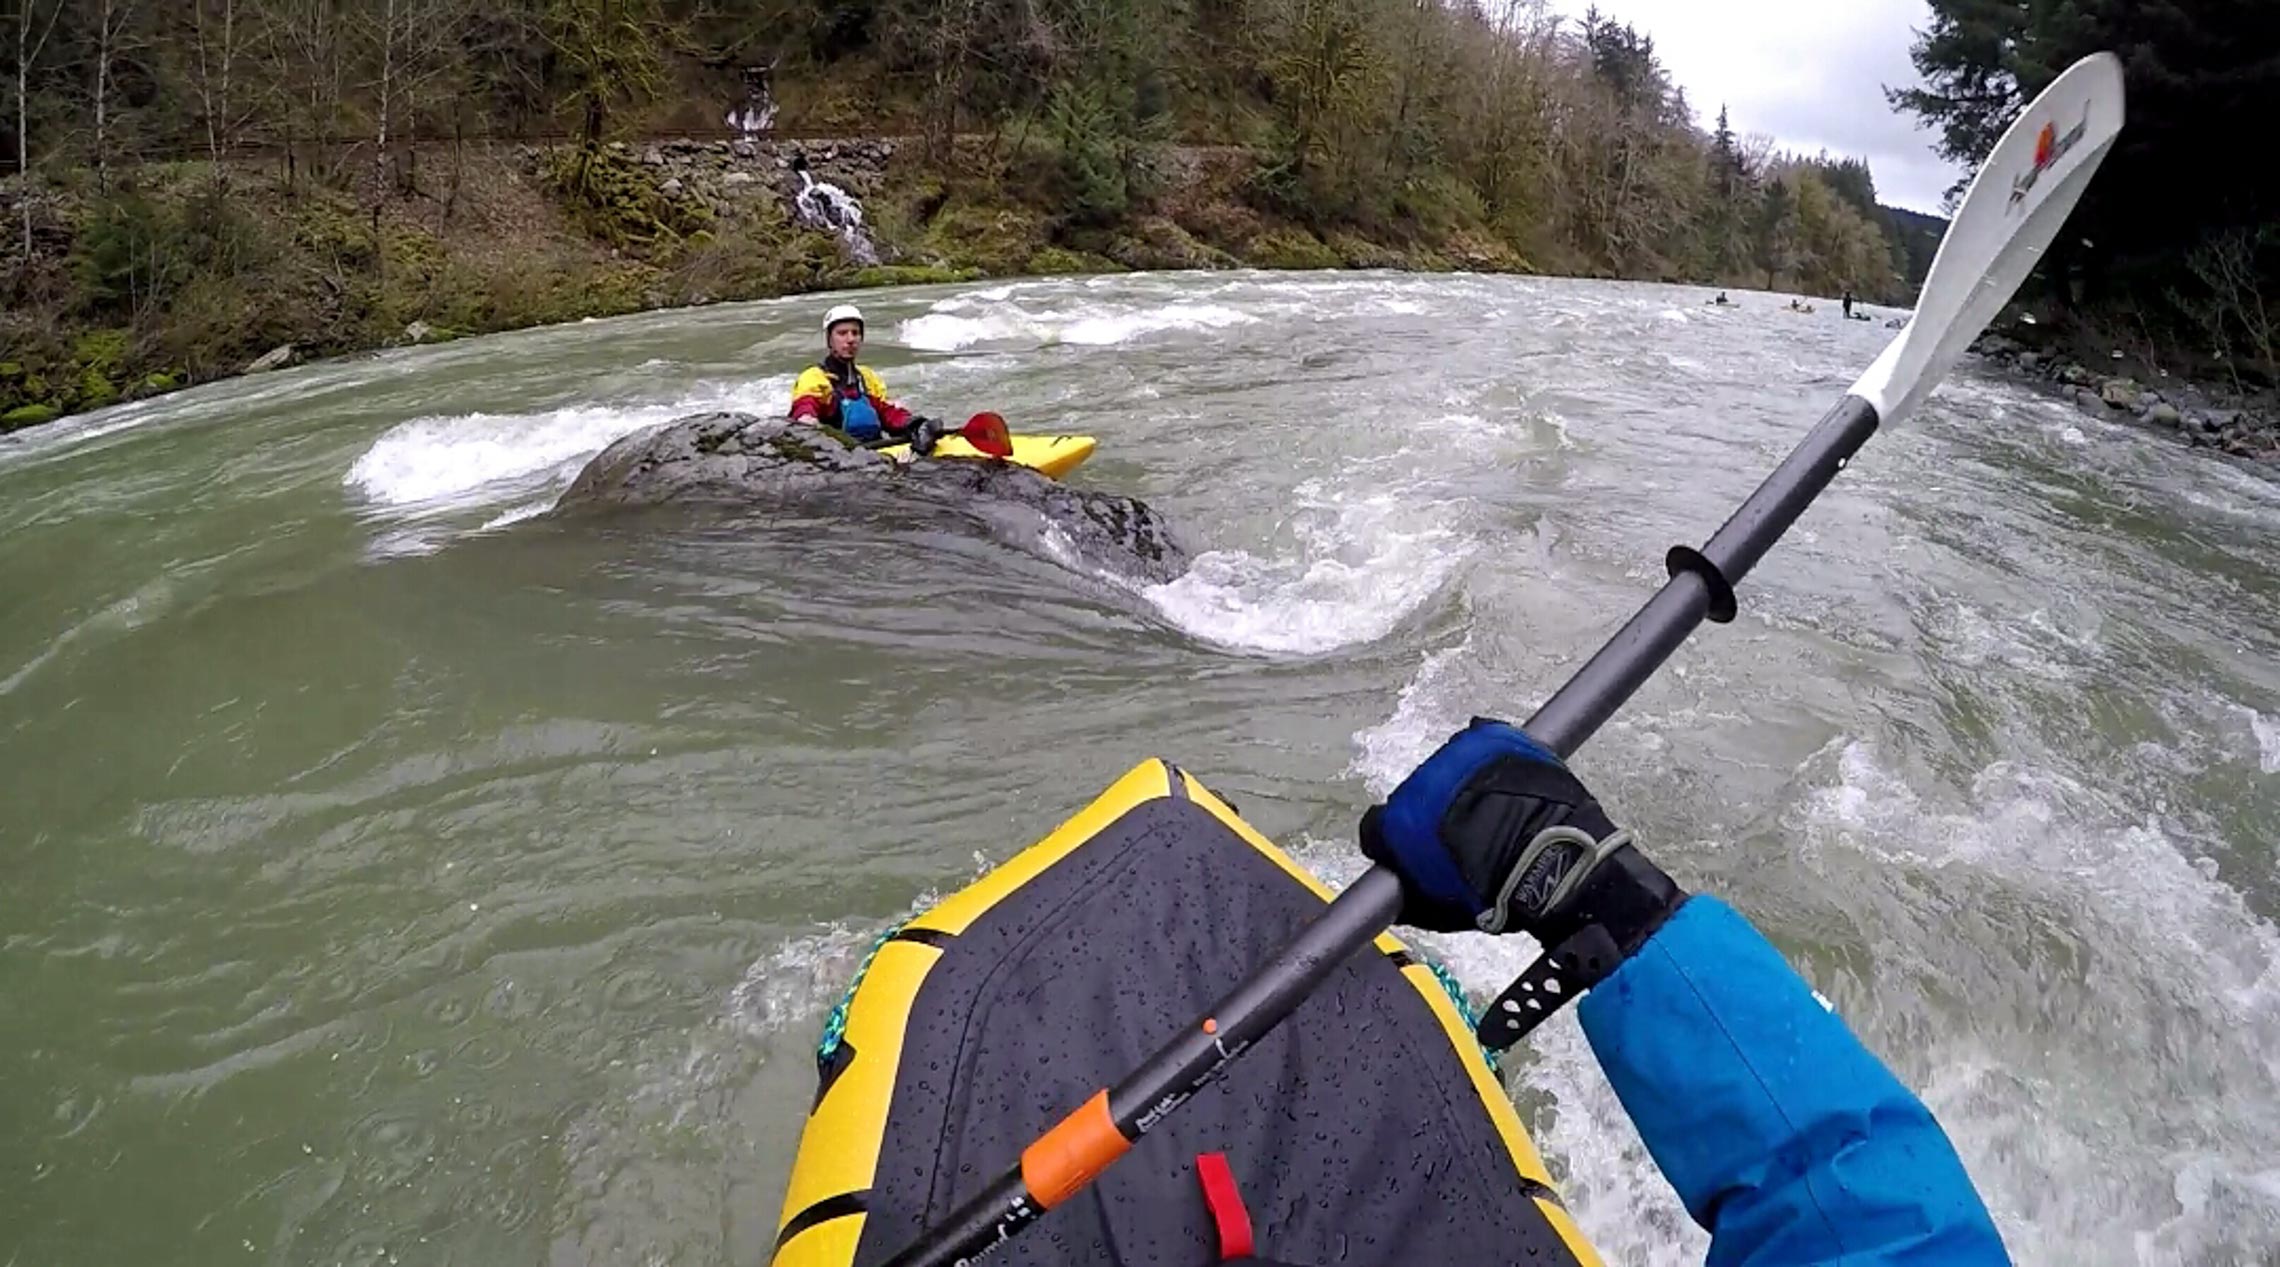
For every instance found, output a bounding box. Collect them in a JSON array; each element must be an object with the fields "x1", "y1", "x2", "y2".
[
  {"x1": 1327, "y1": 233, "x2": 1405, "y2": 269},
  {"x1": 1025, "y1": 246, "x2": 1122, "y2": 277},
  {"x1": 1247, "y1": 228, "x2": 1343, "y2": 271},
  {"x1": 1440, "y1": 229, "x2": 1532, "y2": 274},
  {"x1": 2, "y1": 403, "x2": 61, "y2": 431},
  {"x1": 1101, "y1": 217, "x2": 1236, "y2": 271},
  {"x1": 848, "y1": 264, "x2": 980, "y2": 288}
]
